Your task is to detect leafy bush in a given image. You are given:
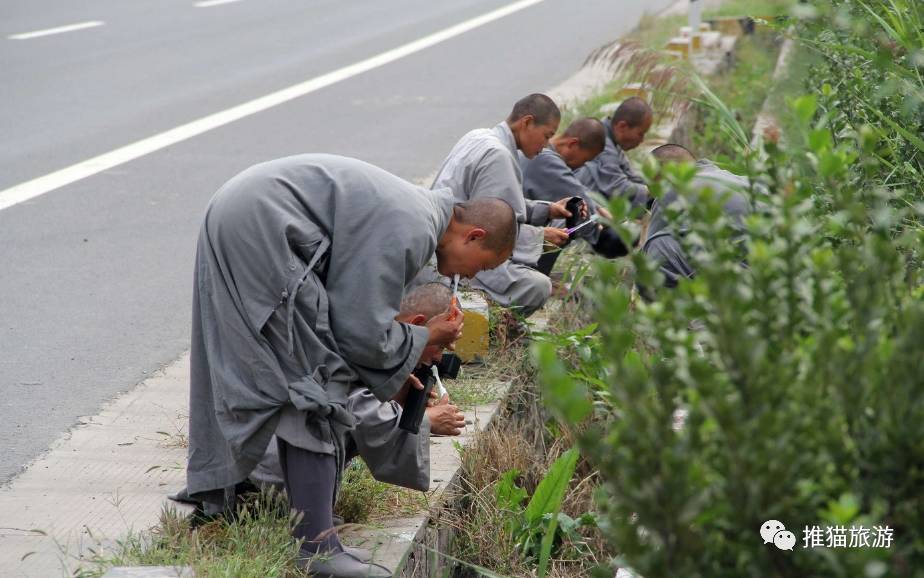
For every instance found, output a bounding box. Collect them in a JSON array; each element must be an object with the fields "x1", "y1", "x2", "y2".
[
  {"x1": 534, "y1": 82, "x2": 924, "y2": 578},
  {"x1": 798, "y1": 0, "x2": 924, "y2": 212}
]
